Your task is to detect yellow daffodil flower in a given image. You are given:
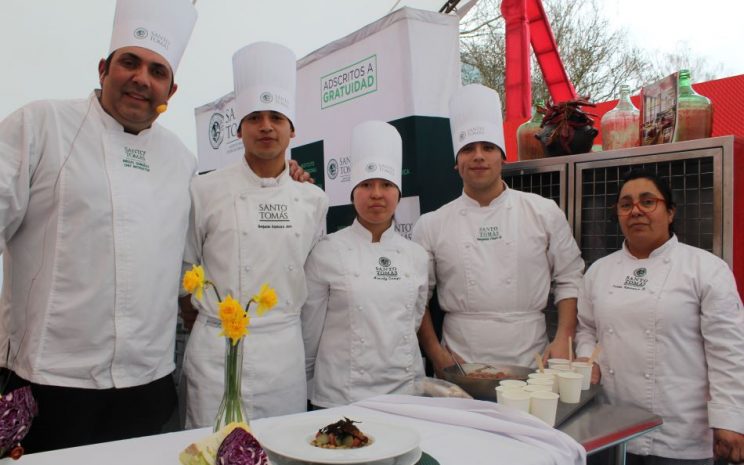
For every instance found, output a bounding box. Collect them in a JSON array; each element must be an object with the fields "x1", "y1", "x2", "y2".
[
  {"x1": 182, "y1": 265, "x2": 206, "y2": 300},
  {"x1": 218, "y1": 295, "x2": 250, "y2": 345},
  {"x1": 252, "y1": 283, "x2": 278, "y2": 316}
]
